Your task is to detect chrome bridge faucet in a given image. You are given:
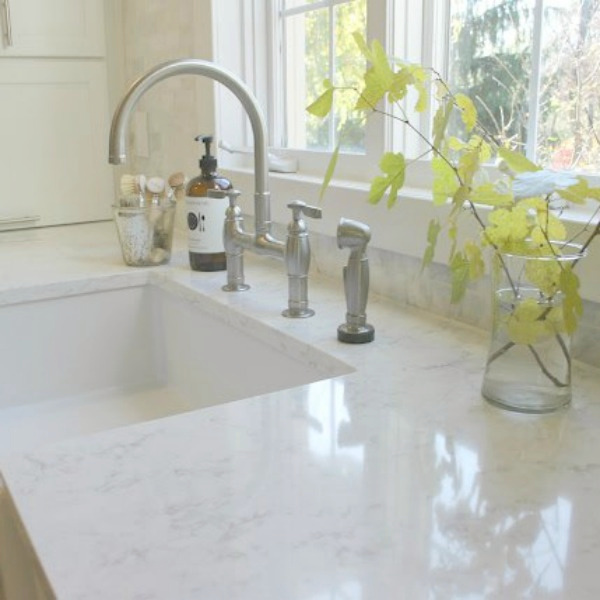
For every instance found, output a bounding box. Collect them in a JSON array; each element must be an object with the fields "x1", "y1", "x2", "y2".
[{"x1": 108, "y1": 59, "x2": 320, "y2": 317}]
